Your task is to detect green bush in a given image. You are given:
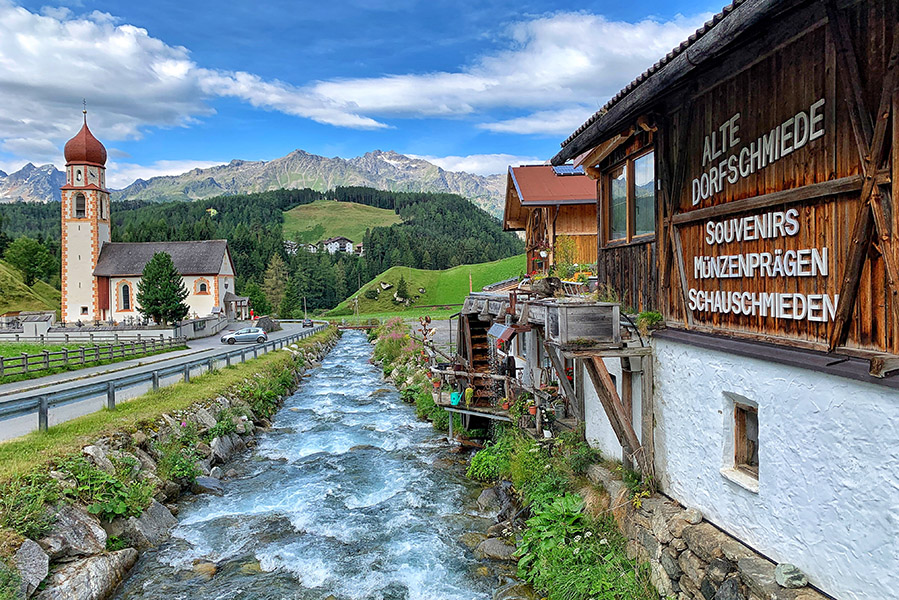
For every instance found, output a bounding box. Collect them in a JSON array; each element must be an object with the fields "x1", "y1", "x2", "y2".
[
  {"x1": 466, "y1": 434, "x2": 514, "y2": 481},
  {"x1": 363, "y1": 289, "x2": 379, "y2": 300},
  {"x1": 58, "y1": 456, "x2": 154, "y2": 522},
  {"x1": 0, "y1": 472, "x2": 58, "y2": 538},
  {"x1": 155, "y1": 440, "x2": 200, "y2": 483}
]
